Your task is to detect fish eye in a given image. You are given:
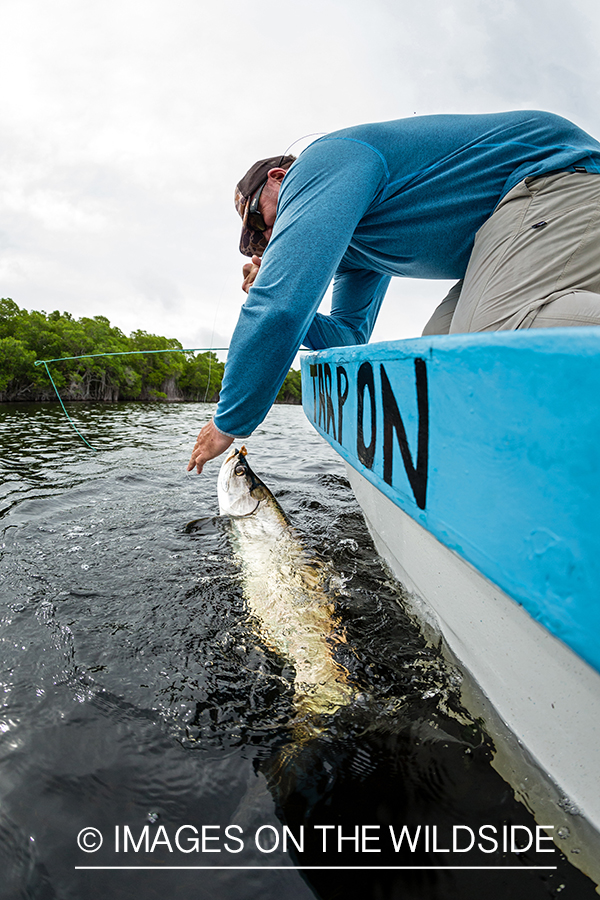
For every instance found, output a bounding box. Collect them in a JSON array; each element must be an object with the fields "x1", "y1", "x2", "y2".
[{"x1": 234, "y1": 464, "x2": 246, "y2": 476}]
